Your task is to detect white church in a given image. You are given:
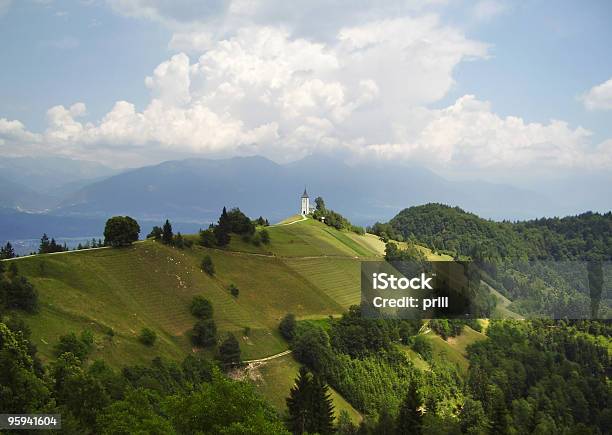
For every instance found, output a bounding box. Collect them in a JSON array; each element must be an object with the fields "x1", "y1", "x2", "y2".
[{"x1": 300, "y1": 188, "x2": 315, "y2": 215}]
